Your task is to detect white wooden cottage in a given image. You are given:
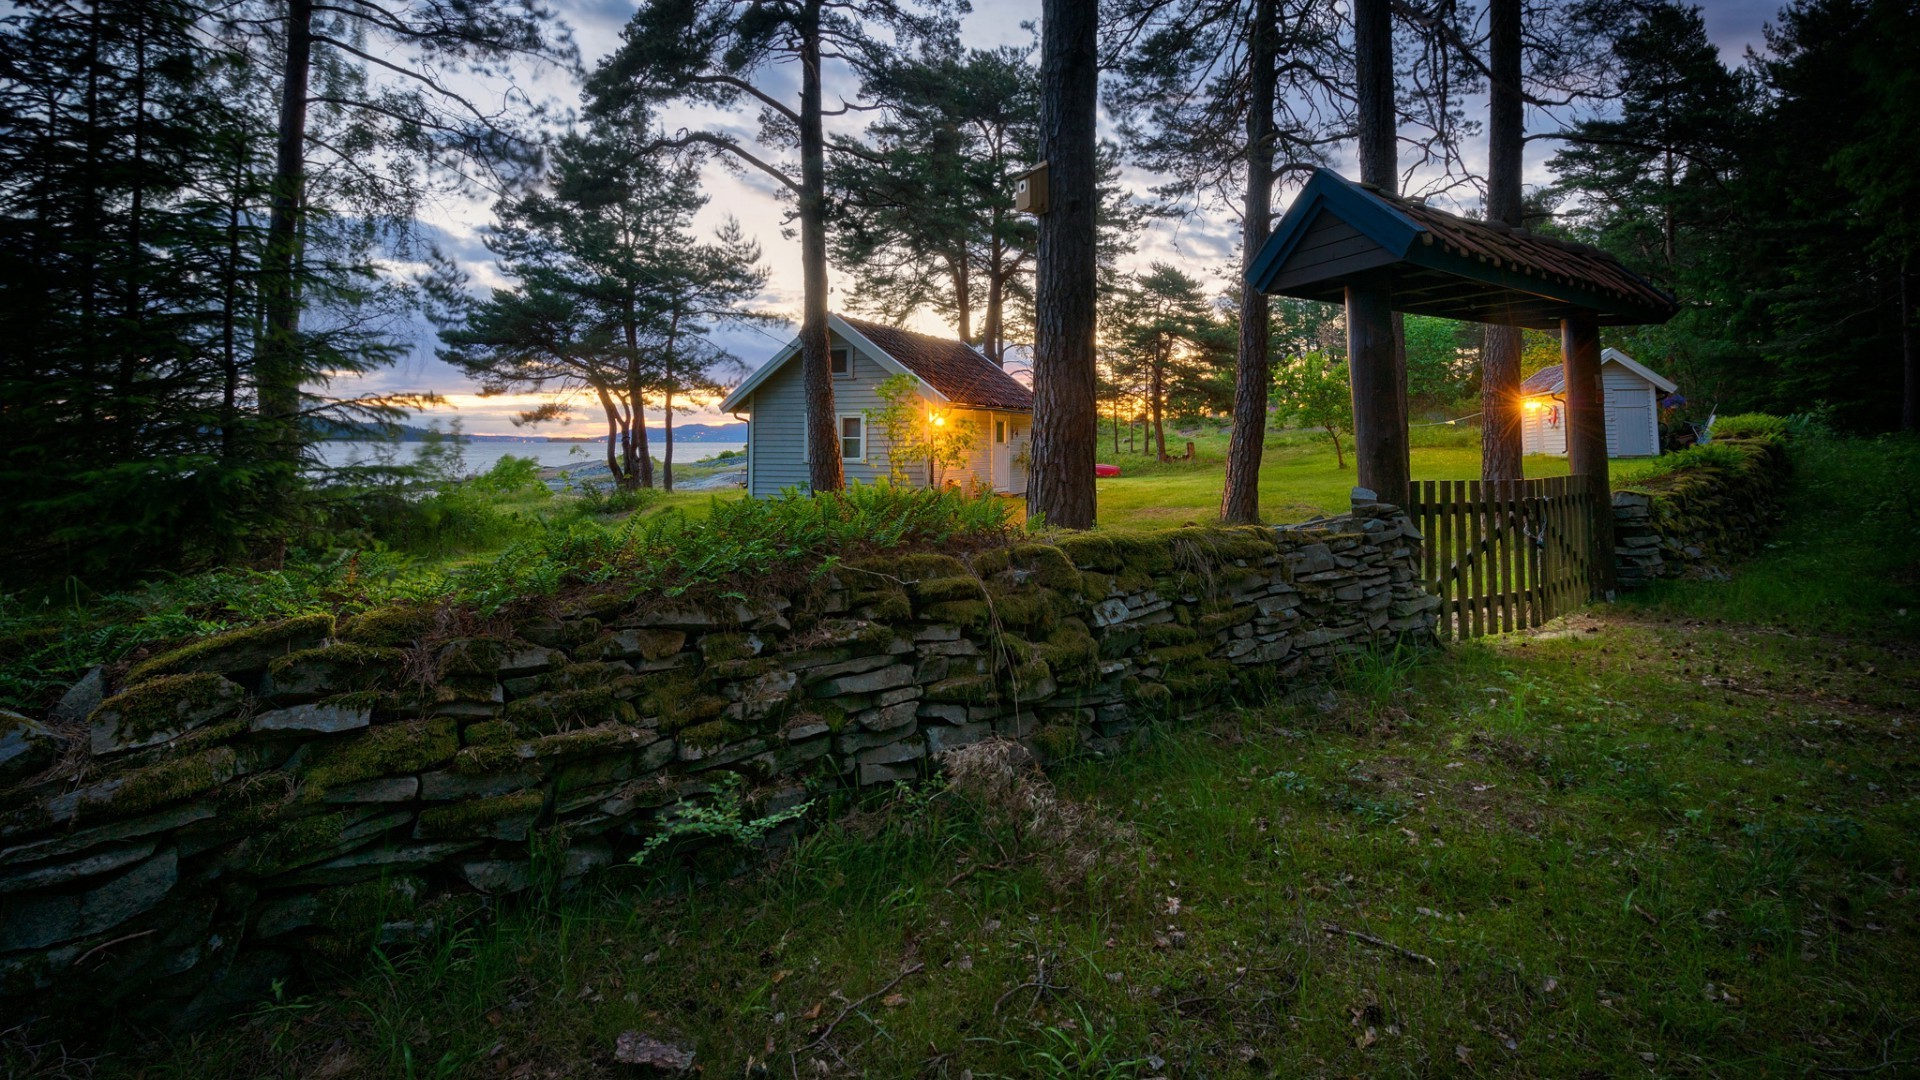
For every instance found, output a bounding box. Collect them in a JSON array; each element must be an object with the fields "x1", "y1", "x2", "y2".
[
  {"x1": 719, "y1": 314, "x2": 1034, "y2": 499},
  {"x1": 1519, "y1": 348, "x2": 1676, "y2": 458}
]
